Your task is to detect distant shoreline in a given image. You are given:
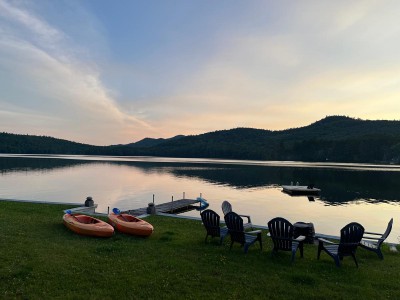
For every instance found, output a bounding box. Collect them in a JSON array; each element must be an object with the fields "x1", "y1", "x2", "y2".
[
  {"x1": 2, "y1": 116, "x2": 400, "y2": 164},
  {"x1": 1, "y1": 153, "x2": 400, "y2": 171}
]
